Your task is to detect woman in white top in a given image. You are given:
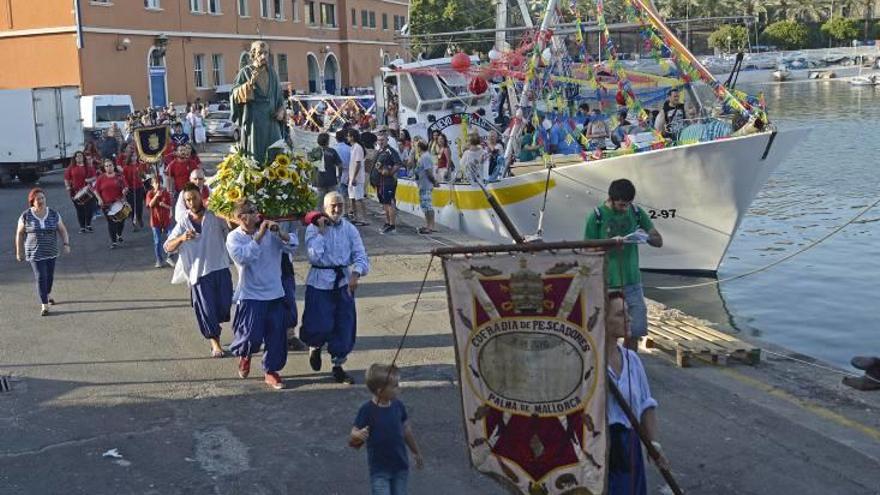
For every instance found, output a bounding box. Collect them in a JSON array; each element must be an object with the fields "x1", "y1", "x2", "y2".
[
  {"x1": 193, "y1": 106, "x2": 207, "y2": 151},
  {"x1": 606, "y1": 291, "x2": 669, "y2": 495}
]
